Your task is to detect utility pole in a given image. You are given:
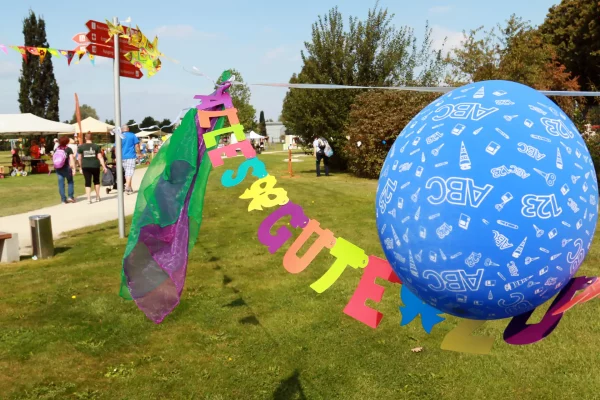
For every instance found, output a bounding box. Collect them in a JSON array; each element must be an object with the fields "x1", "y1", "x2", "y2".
[{"x1": 112, "y1": 16, "x2": 125, "y2": 238}]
